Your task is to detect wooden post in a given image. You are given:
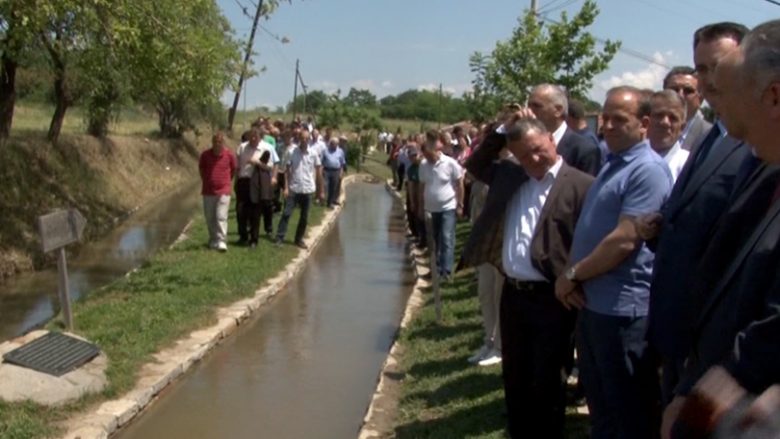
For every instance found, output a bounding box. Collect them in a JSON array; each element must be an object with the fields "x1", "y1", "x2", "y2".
[{"x1": 57, "y1": 248, "x2": 73, "y2": 330}]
